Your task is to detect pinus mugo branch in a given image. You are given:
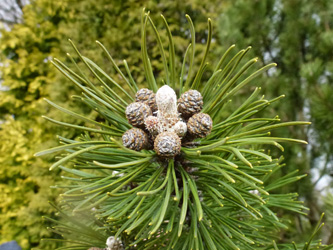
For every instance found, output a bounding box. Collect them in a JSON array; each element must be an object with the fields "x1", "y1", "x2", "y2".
[{"x1": 36, "y1": 9, "x2": 329, "y2": 250}]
